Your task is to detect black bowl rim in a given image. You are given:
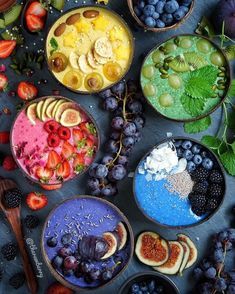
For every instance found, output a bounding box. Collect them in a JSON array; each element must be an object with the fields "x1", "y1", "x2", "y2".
[
  {"x1": 133, "y1": 136, "x2": 227, "y2": 229},
  {"x1": 140, "y1": 33, "x2": 232, "y2": 123},
  {"x1": 10, "y1": 95, "x2": 101, "y2": 186},
  {"x1": 40, "y1": 195, "x2": 135, "y2": 292},
  {"x1": 118, "y1": 271, "x2": 180, "y2": 294},
  {"x1": 44, "y1": 4, "x2": 135, "y2": 95}
]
